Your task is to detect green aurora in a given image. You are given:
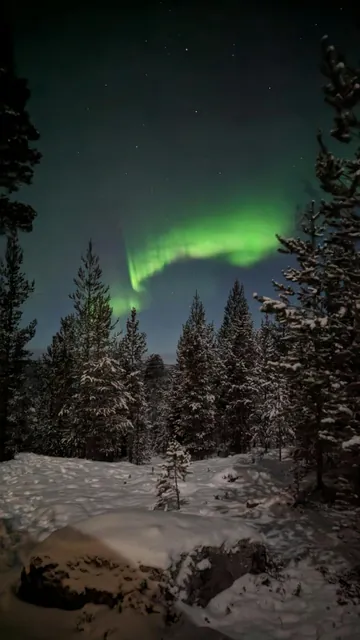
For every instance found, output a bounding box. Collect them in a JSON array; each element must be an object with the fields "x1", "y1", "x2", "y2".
[{"x1": 111, "y1": 199, "x2": 291, "y2": 316}]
